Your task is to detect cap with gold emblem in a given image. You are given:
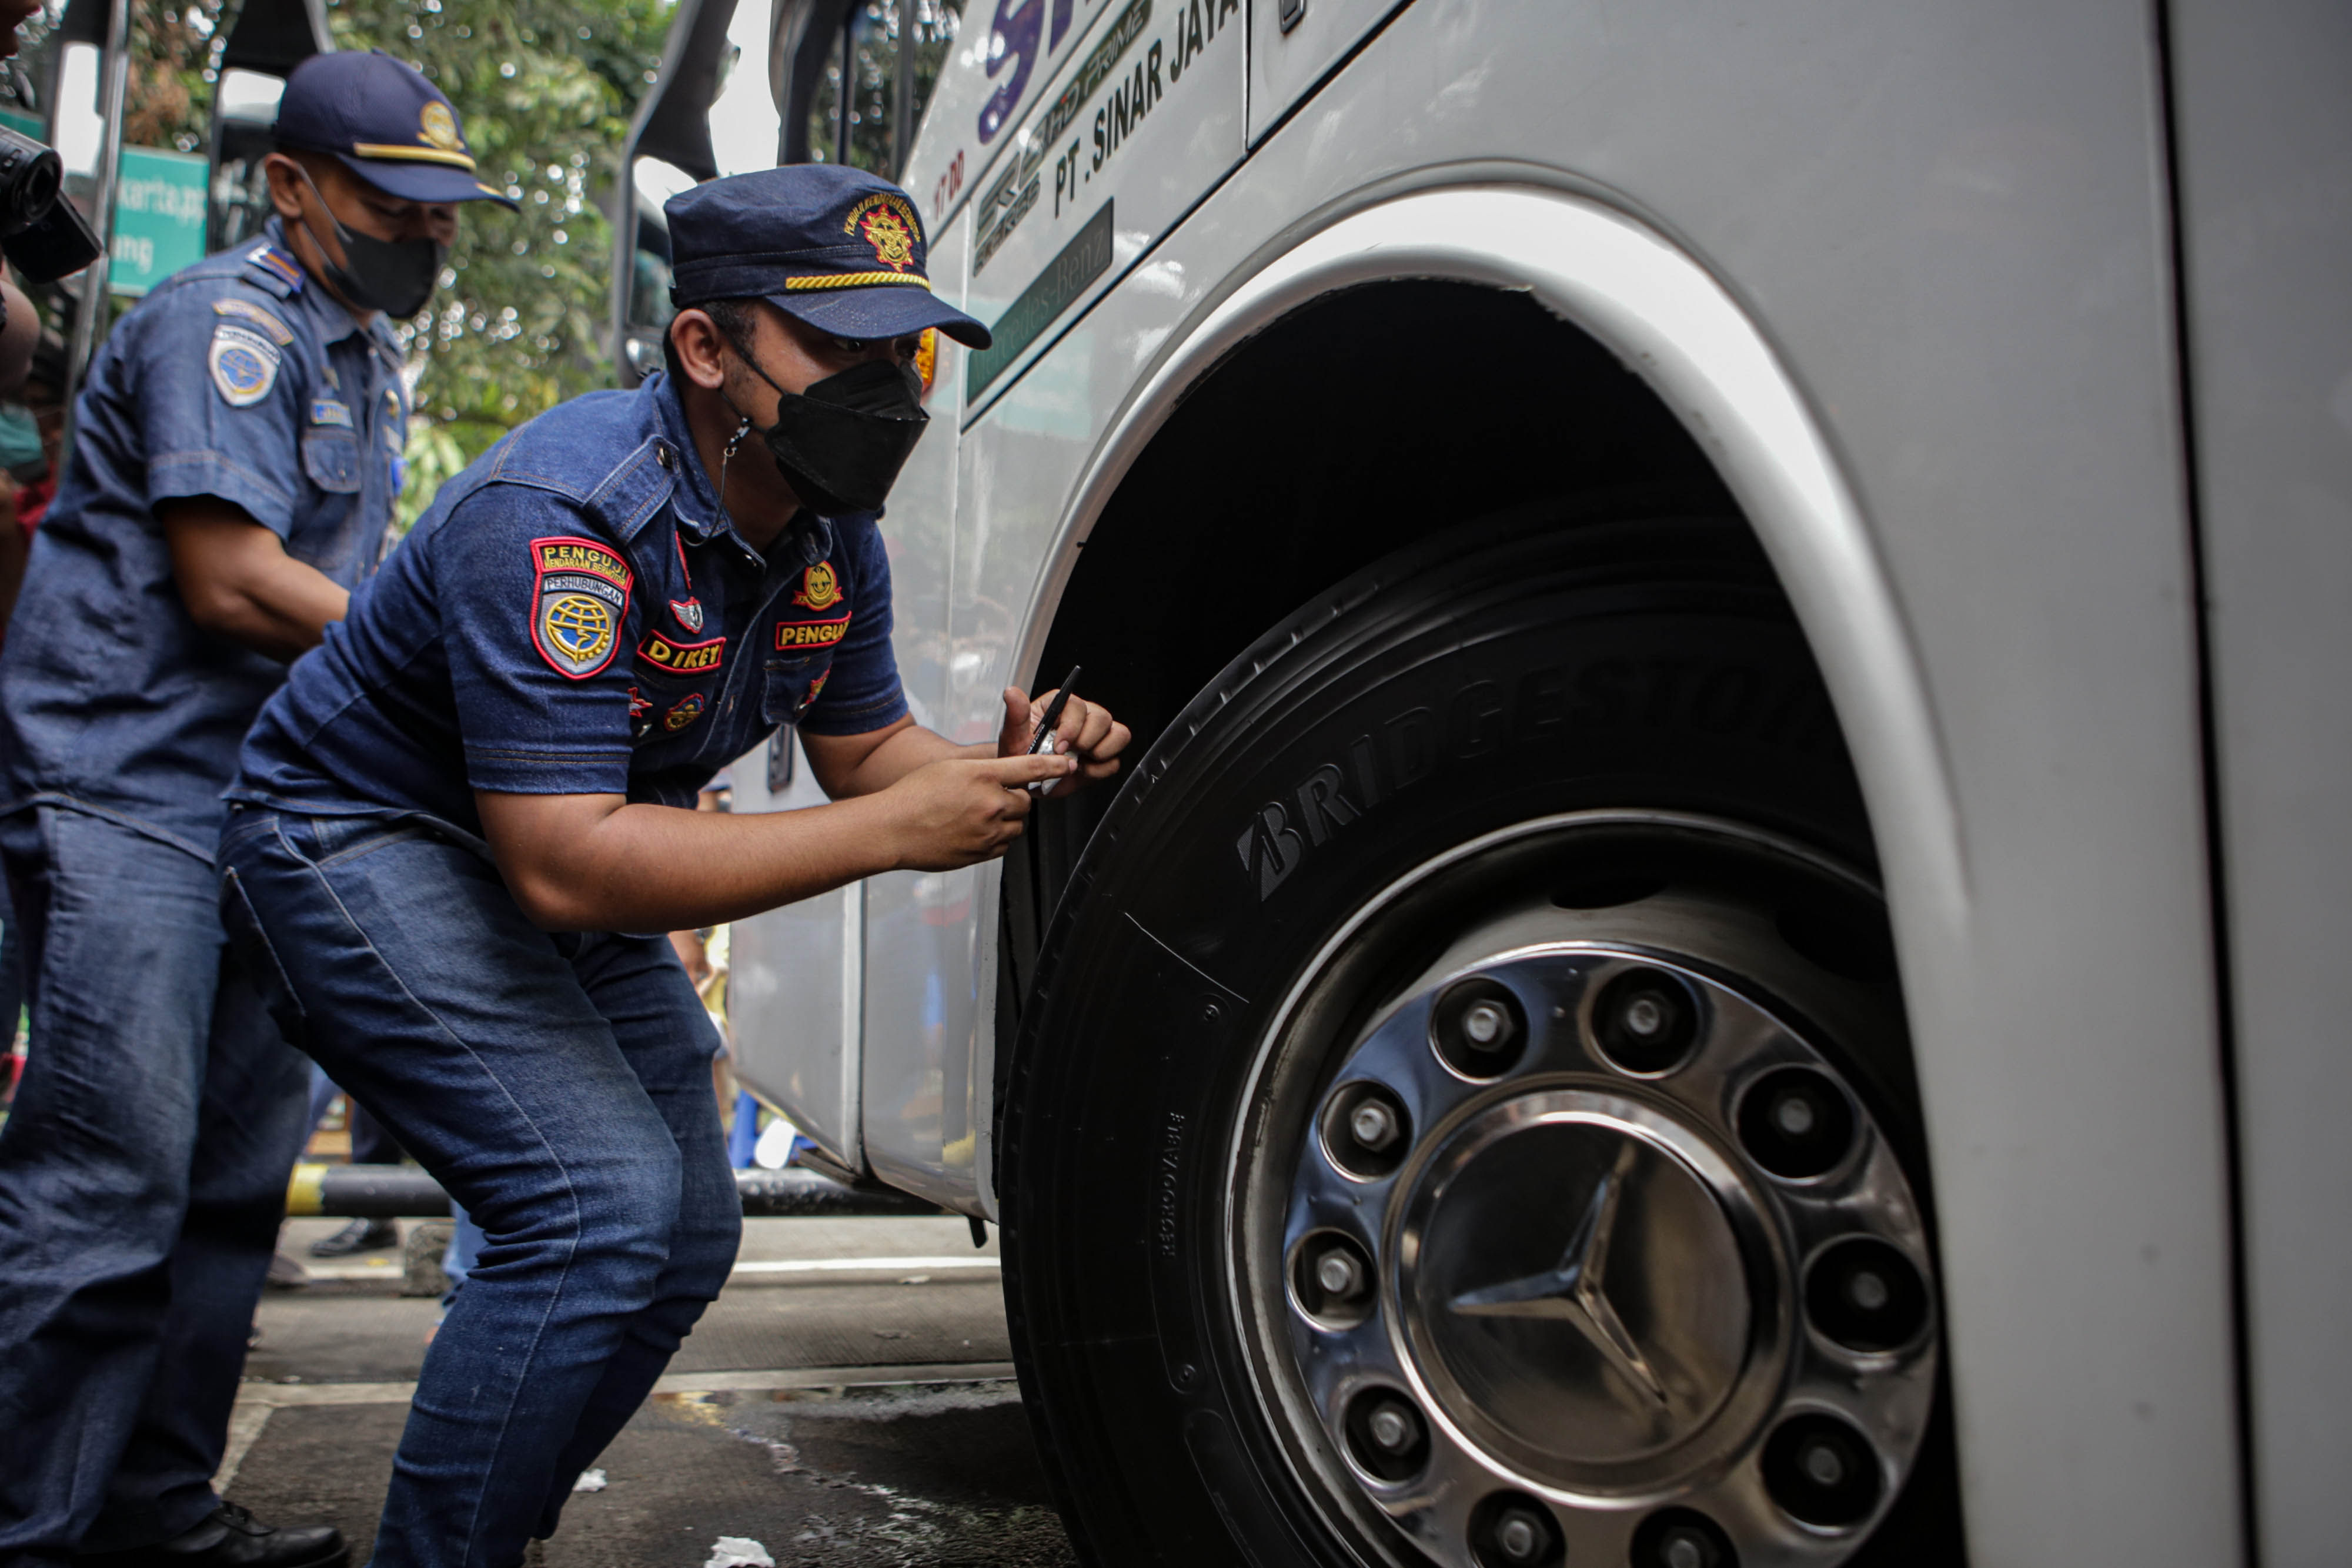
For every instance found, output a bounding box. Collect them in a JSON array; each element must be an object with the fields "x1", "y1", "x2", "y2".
[
  {"x1": 666, "y1": 163, "x2": 991, "y2": 349},
  {"x1": 272, "y1": 49, "x2": 519, "y2": 209}
]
